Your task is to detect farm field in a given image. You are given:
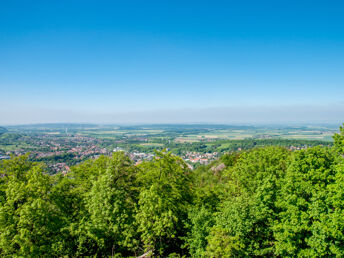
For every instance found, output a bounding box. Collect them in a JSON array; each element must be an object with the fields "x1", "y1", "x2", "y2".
[
  {"x1": 0, "y1": 123, "x2": 338, "y2": 174},
  {"x1": 2, "y1": 123, "x2": 338, "y2": 144}
]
